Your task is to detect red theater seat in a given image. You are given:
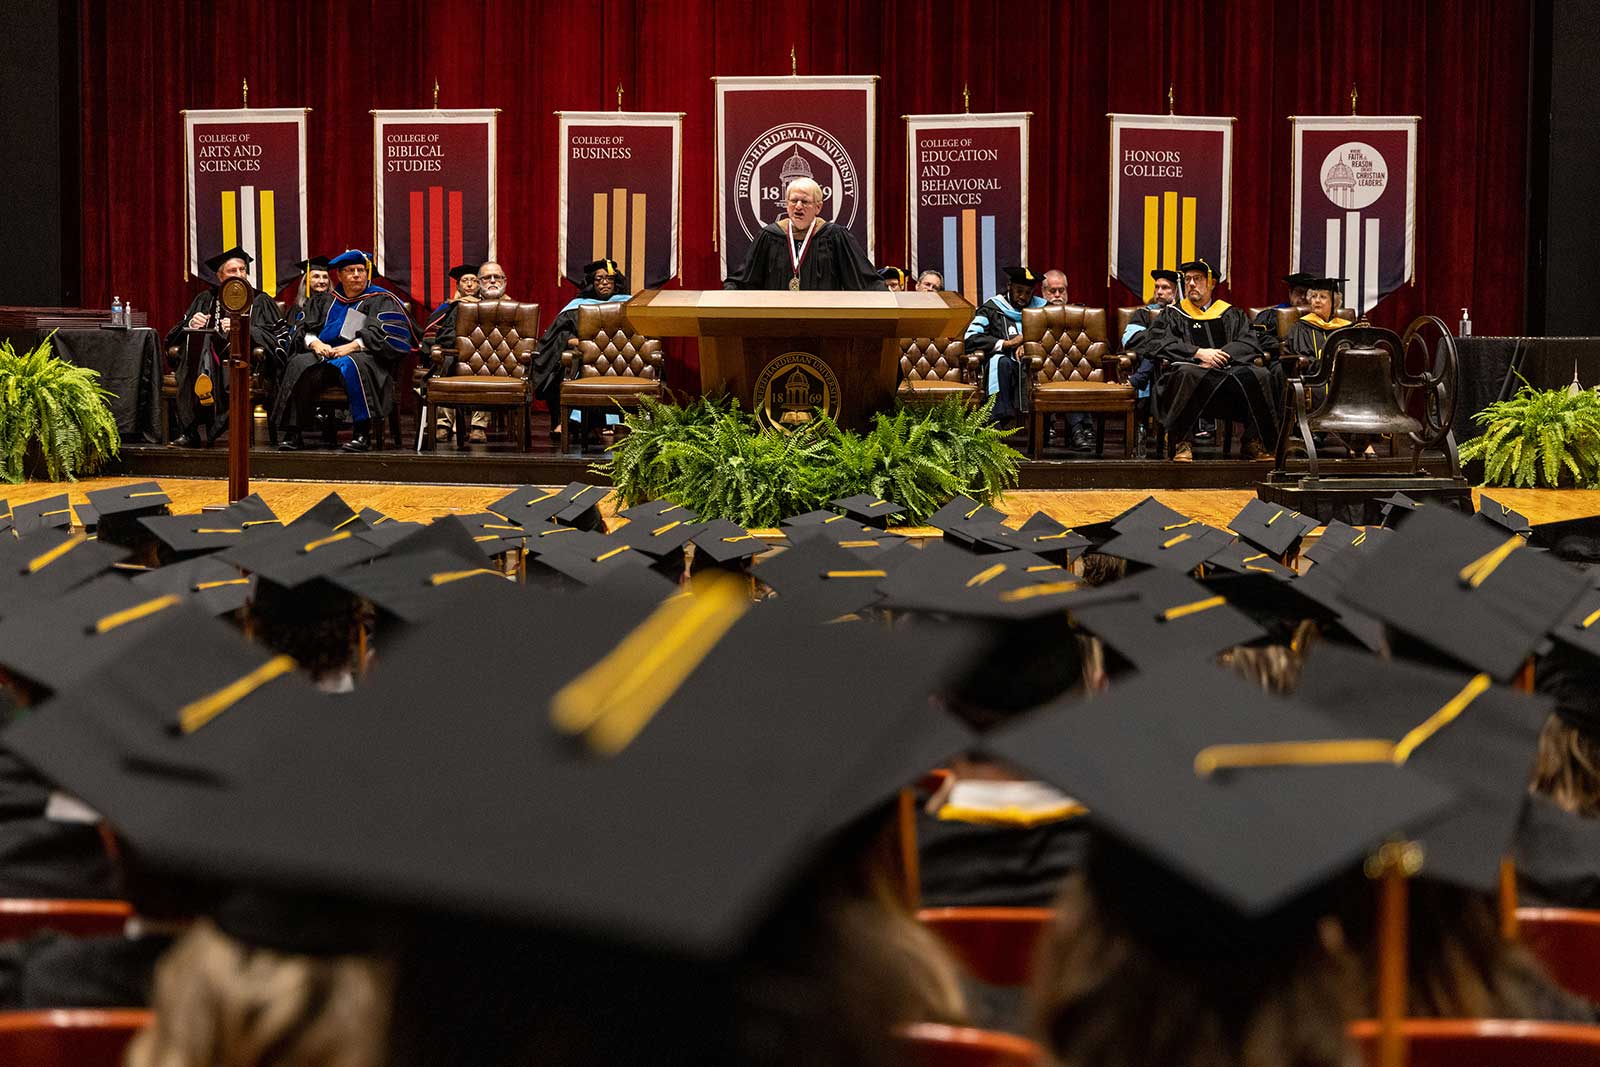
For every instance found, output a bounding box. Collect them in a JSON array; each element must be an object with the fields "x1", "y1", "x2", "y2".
[
  {"x1": 895, "y1": 1022, "x2": 1045, "y2": 1067},
  {"x1": 917, "y1": 907, "x2": 1054, "y2": 987},
  {"x1": 0, "y1": 899, "x2": 132, "y2": 941},
  {"x1": 1348, "y1": 1019, "x2": 1600, "y2": 1067},
  {"x1": 0, "y1": 1009, "x2": 151, "y2": 1067},
  {"x1": 1517, "y1": 907, "x2": 1600, "y2": 1004}
]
